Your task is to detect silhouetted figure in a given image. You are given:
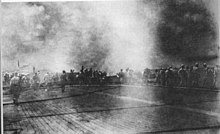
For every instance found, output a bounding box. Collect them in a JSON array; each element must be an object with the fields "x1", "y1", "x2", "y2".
[
  {"x1": 80, "y1": 66, "x2": 84, "y2": 74},
  {"x1": 84, "y1": 68, "x2": 89, "y2": 84},
  {"x1": 192, "y1": 63, "x2": 200, "y2": 87},
  {"x1": 32, "y1": 73, "x2": 40, "y2": 90},
  {"x1": 204, "y1": 67, "x2": 215, "y2": 88},
  {"x1": 172, "y1": 67, "x2": 179, "y2": 87},
  {"x1": 200, "y1": 63, "x2": 208, "y2": 87},
  {"x1": 60, "y1": 70, "x2": 67, "y2": 93},
  {"x1": 165, "y1": 67, "x2": 173, "y2": 87},
  {"x1": 4, "y1": 72, "x2": 10, "y2": 85},
  {"x1": 160, "y1": 68, "x2": 166, "y2": 86},
  {"x1": 214, "y1": 65, "x2": 220, "y2": 88},
  {"x1": 118, "y1": 69, "x2": 125, "y2": 84},
  {"x1": 69, "y1": 69, "x2": 75, "y2": 86},
  {"x1": 187, "y1": 66, "x2": 193, "y2": 87},
  {"x1": 178, "y1": 65, "x2": 187, "y2": 87}
]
